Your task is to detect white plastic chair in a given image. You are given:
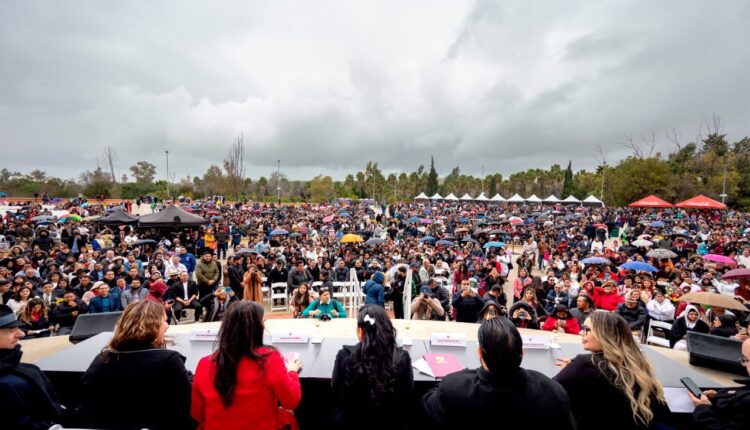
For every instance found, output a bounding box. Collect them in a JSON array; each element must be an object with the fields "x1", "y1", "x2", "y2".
[
  {"x1": 646, "y1": 320, "x2": 672, "y2": 348},
  {"x1": 270, "y1": 282, "x2": 289, "y2": 312}
]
